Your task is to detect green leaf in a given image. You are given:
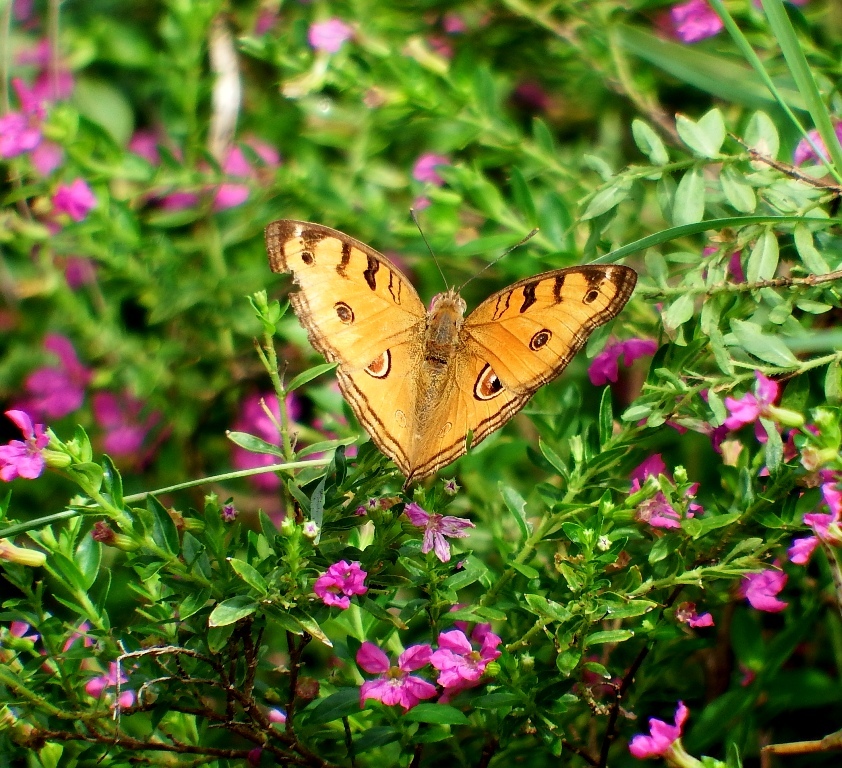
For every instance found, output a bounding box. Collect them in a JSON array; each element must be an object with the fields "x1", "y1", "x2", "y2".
[
  {"x1": 287, "y1": 363, "x2": 337, "y2": 392},
  {"x1": 600, "y1": 599, "x2": 657, "y2": 619},
  {"x1": 510, "y1": 561, "x2": 540, "y2": 580},
  {"x1": 73, "y1": 76, "x2": 135, "y2": 145},
  {"x1": 663, "y1": 293, "x2": 696, "y2": 331},
  {"x1": 309, "y1": 476, "x2": 326, "y2": 543},
  {"x1": 720, "y1": 167, "x2": 756, "y2": 213},
  {"x1": 67, "y1": 462, "x2": 104, "y2": 495},
  {"x1": 825, "y1": 361, "x2": 842, "y2": 404},
  {"x1": 403, "y1": 704, "x2": 469, "y2": 725},
  {"x1": 50, "y1": 552, "x2": 89, "y2": 593},
  {"x1": 598, "y1": 387, "x2": 614, "y2": 448},
  {"x1": 581, "y1": 178, "x2": 633, "y2": 220},
  {"x1": 226, "y1": 431, "x2": 284, "y2": 457},
  {"x1": 180, "y1": 588, "x2": 211, "y2": 620},
  {"x1": 632, "y1": 119, "x2": 669, "y2": 165},
  {"x1": 583, "y1": 629, "x2": 635, "y2": 647},
  {"x1": 307, "y1": 689, "x2": 361, "y2": 724},
  {"x1": 228, "y1": 558, "x2": 268, "y2": 595},
  {"x1": 208, "y1": 596, "x2": 258, "y2": 627},
  {"x1": 500, "y1": 484, "x2": 530, "y2": 539},
  {"x1": 75, "y1": 535, "x2": 101, "y2": 591},
  {"x1": 524, "y1": 594, "x2": 572, "y2": 623},
  {"x1": 510, "y1": 167, "x2": 537, "y2": 225},
  {"x1": 532, "y1": 117, "x2": 556, "y2": 155},
  {"x1": 676, "y1": 109, "x2": 724, "y2": 157},
  {"x1": 794, "y1": 224, "x2": 830, "y2": 274},
  {"x1": 101, "y1": 455, "x2": 124, "y2": 509},
  {"x1": 730, "y1": 320, "x2": 798, "y2": 367},
  {"x1": 746, "y1": 229, "x2": 779, "y2": 282},
  {"x1": 293, "y1": 613, "x2": 333, "y2": 647},
  {"x1": 148, "y1": 495, "x2": 179, "y2": 555},
  {"x1": 761, "y1": 417, "x2": 784, "y2": 474},
  {"x1": 745, "y1": 111, "x2": 780, "y2": 158},
  {"x1": 361, "y1": 597, "x2": 408, "y2": 629},
  {"x1": 673, "y1": 168, "x2": 705, "y2": 226}
]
